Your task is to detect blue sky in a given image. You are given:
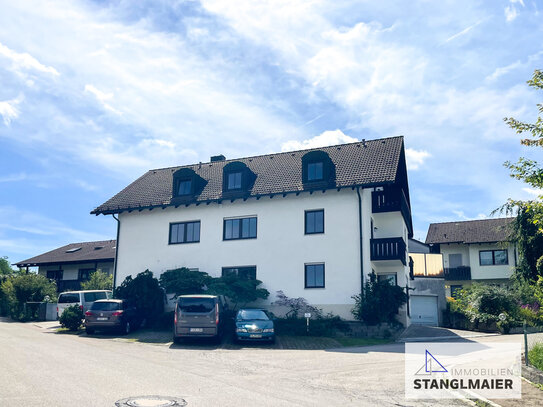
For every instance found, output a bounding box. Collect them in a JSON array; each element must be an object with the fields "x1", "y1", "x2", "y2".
[{"x1": 1, "y1": 0, "x2": 542, "y2": 264}]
